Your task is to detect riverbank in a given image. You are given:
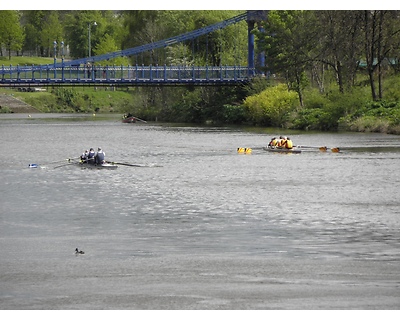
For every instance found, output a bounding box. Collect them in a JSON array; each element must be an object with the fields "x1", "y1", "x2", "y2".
[{"x1": 1, "y1": 83, "x2": 400, "y2": 135}]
